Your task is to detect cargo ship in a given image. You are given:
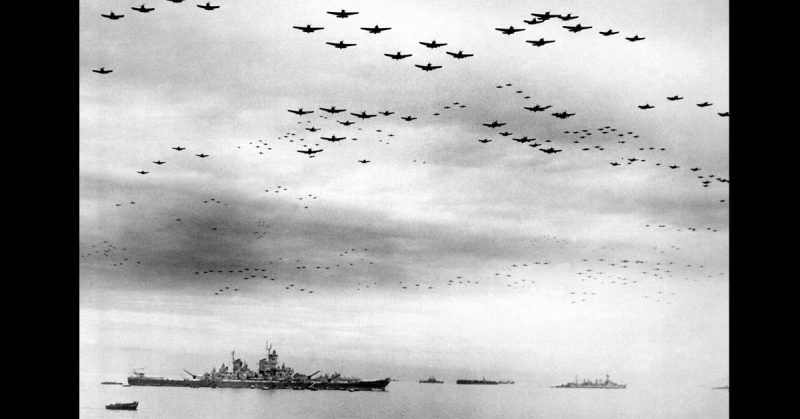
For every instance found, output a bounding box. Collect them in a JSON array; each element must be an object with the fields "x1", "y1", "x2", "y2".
[
  {"x1": 553, "y1": 375, "x2": 626, "y2": 389},
  {"x1": 456, "y1": 377, "x2": 498, "y2": 385},
  {"x1": 419, "y1": 376, "x2": 444, "y2": 384},
  {"x1": 127, "y1": 340, "x2": 389, "y2": 391}
]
